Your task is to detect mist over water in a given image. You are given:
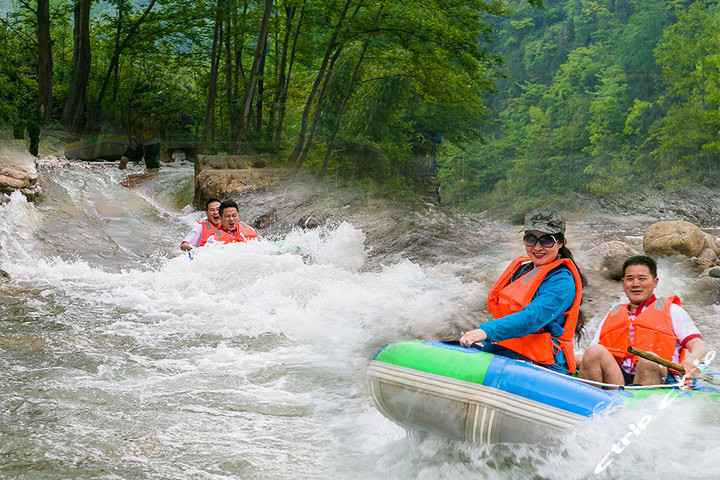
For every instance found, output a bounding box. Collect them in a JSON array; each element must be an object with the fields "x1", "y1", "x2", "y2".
[{"x1": 2, "y1": 162, "x2": 720, "y2": 479}]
